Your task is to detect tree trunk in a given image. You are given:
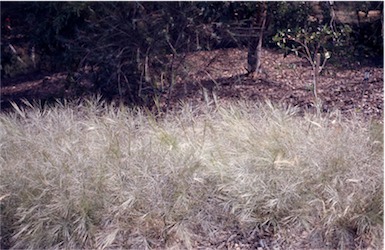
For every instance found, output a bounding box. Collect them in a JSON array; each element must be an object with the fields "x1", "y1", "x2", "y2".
[{"x1": 247, "y1": 3, "x2": 267, "y2": 76}]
